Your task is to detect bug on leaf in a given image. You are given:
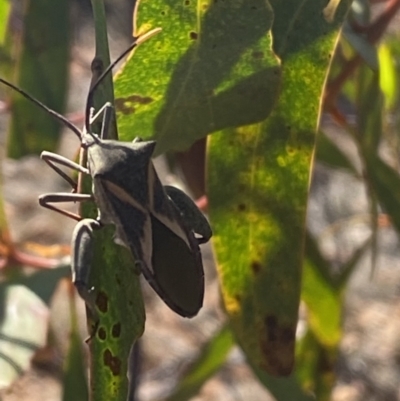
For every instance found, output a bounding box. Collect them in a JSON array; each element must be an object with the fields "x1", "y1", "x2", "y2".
[{"x1": 0, "y1": 28, "x2": 212, "y2": 318}]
